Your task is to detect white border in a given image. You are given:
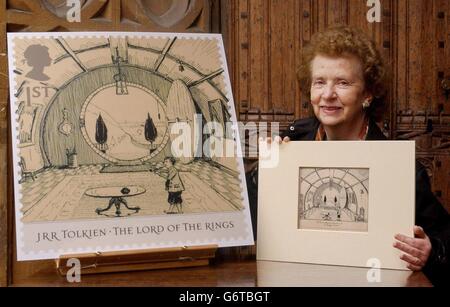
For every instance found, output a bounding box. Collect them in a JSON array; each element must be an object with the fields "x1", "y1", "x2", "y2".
[
  {"x1": 257, "y1": 141, "x2": 415, "y2": 270},
  {"x1": 8, "y1": 31, "x2": 254, "y2": 260}
]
